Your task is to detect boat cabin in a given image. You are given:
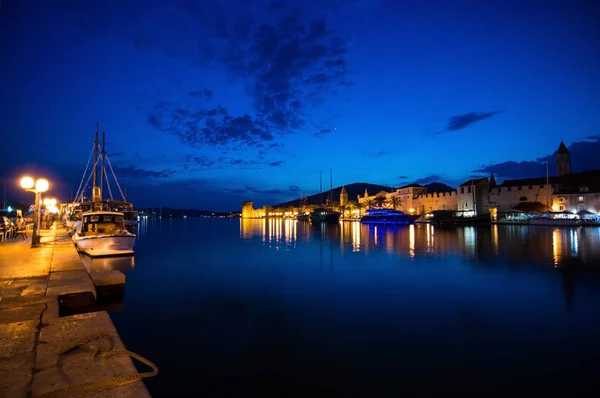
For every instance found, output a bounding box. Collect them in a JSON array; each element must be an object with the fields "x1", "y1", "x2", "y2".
[{"x1": 80, "y1": 212, "x2": 126, "y2": 236}]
